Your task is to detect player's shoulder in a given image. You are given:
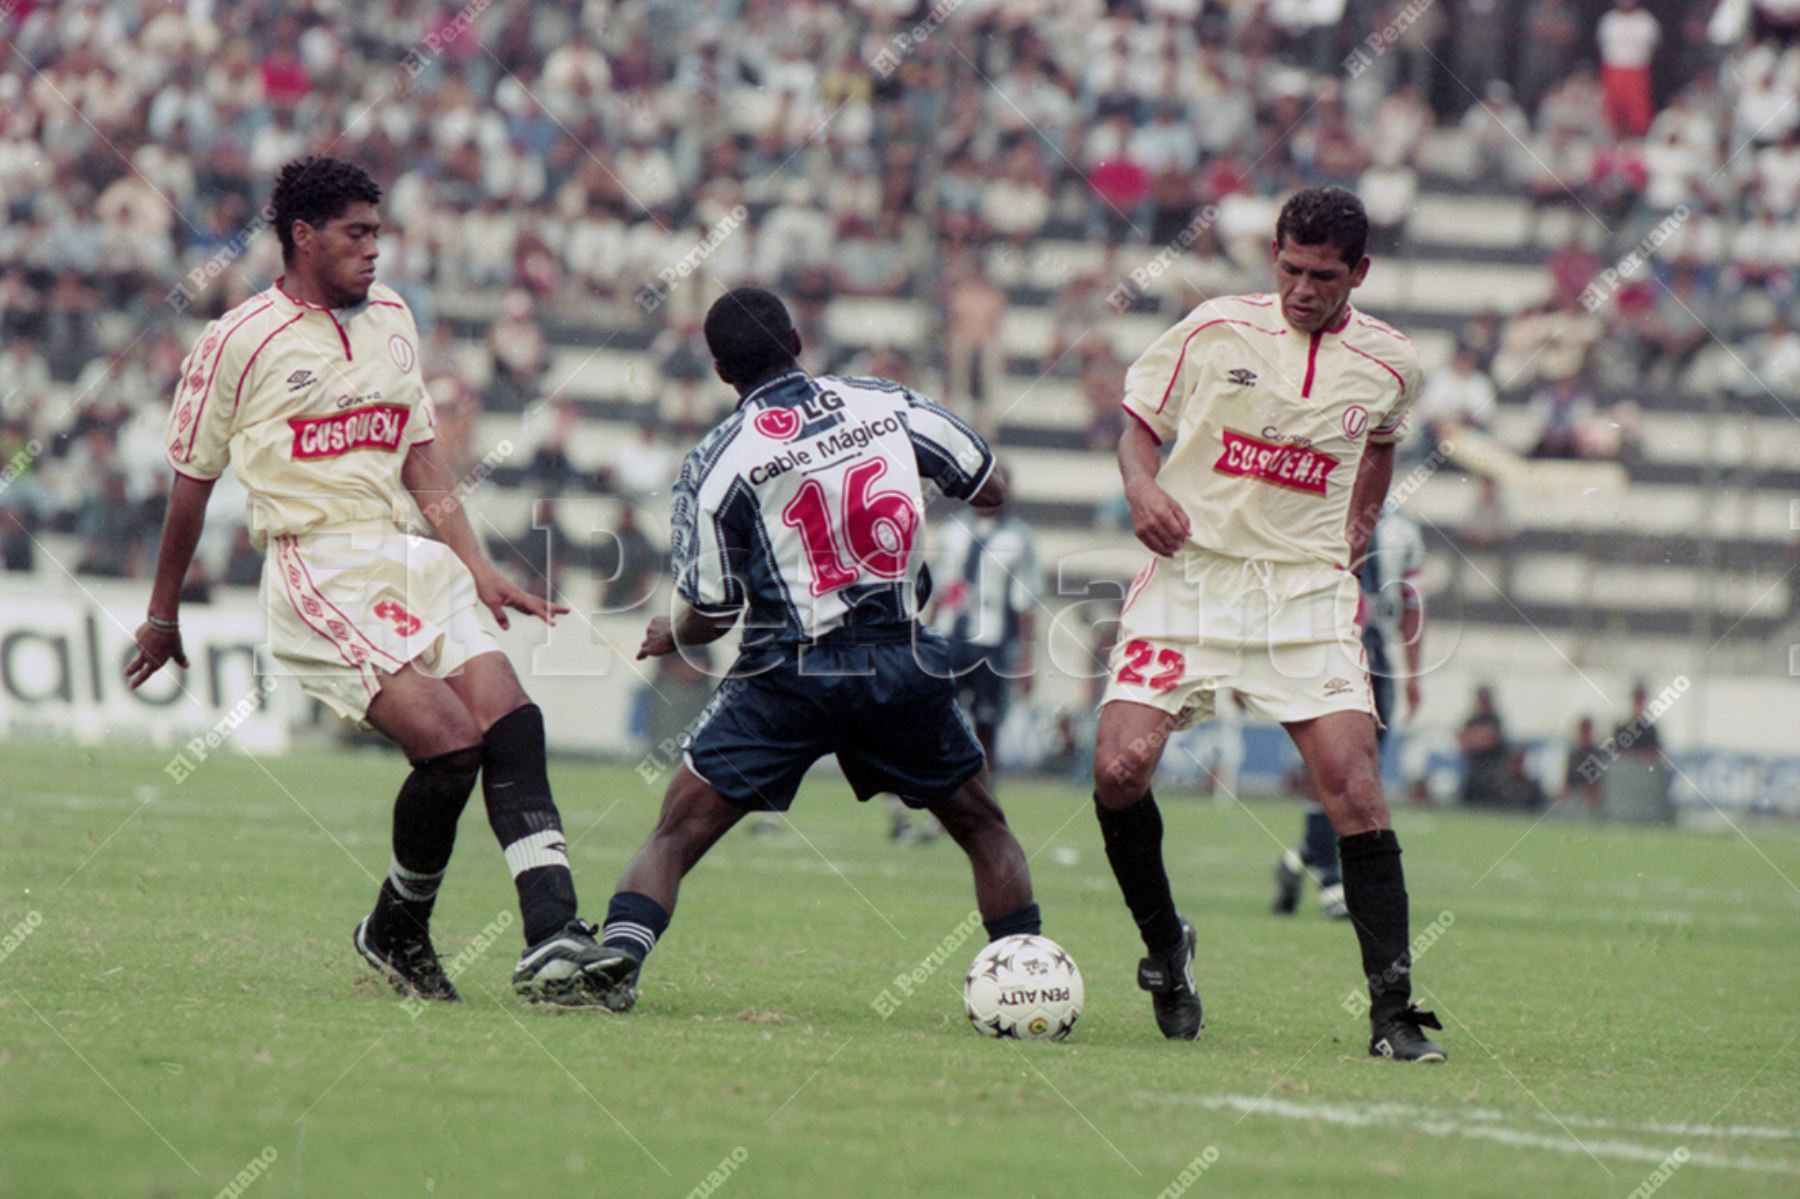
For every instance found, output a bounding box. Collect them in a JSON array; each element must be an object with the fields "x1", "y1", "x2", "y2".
[
  {"x1": 680, "y1": 408, "x2": 751, "y2": 484},
  {"x1": 1346, "y1": 308, "x2": 1417, "y2": 352},
  {"x1": 1174, "y1": 293, "x2": 1287, "y2": 339},
  {"x1": 1344, "y1": 308, "x2": 1422, "y2": 376},
  {"x1": 364, "y1": 280, "x2": 413, "y2": 319},
  {"x1": 181, "y1": 289, "x2": 289, "y2": 369},
  {"x1": 821, "y1": 373, "x2": 917, "y2": 405}
]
